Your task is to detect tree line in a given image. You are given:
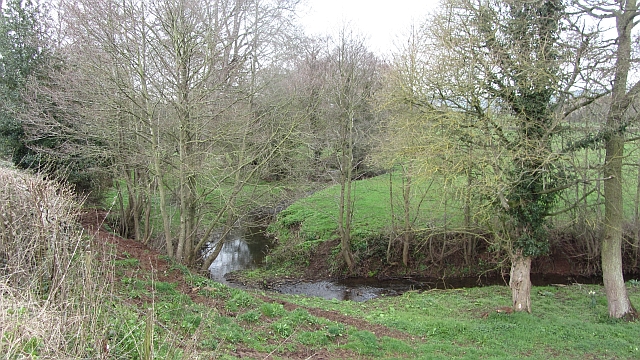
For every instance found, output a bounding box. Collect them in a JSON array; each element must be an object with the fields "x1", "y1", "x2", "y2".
[{"x1": 2, "y1": 0, "x2": 639, "y2": 319}]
